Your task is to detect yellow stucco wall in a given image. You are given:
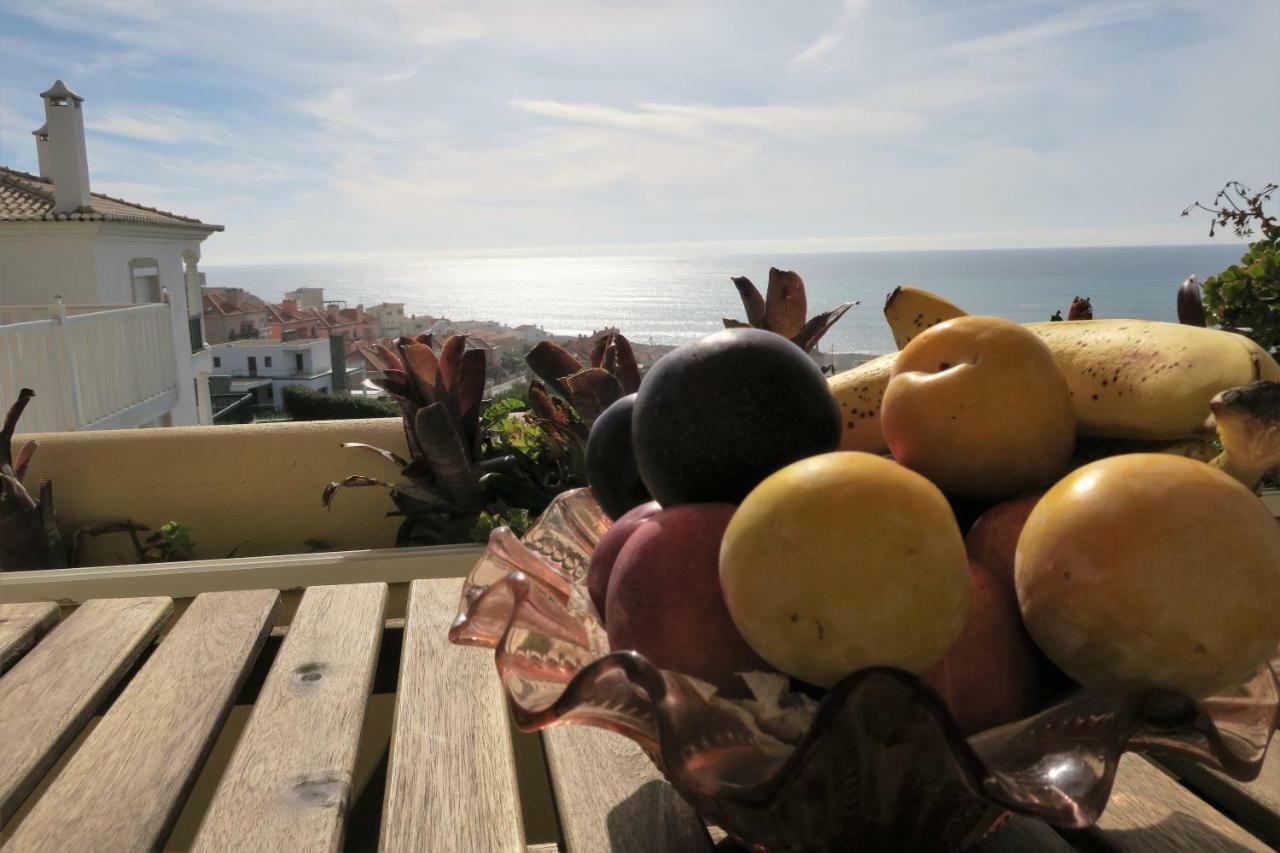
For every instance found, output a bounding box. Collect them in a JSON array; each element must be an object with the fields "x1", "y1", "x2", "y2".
[{"x1": 21, "y1": 418, "x2": 410, "y2": 566}]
